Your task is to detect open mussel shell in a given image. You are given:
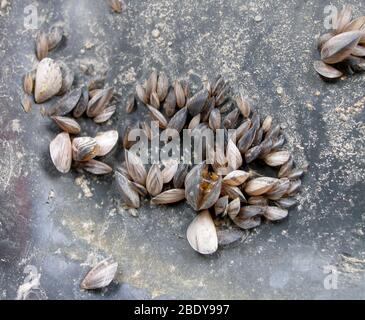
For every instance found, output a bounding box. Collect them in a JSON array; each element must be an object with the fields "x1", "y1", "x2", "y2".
[
  {"x1": 95, "y1": 130, "x2": 118, "y2": 156},
  {"x1": 313, "y1": 60, "x2": 343, "y2": 79},
  {"x1": 51, "y1": 116, "x2": 81, "y2": 134},
  {"x1": 151, "y1": 189, "x2": 185, "y2": 205},
  {"x1": 35, "y1": 58, "x2": 62, "y2": 103},
  {"x1": 80, "y1": 258, "x2": 118, "y2": 290},
  {"x1": 186, "y1": 210, "x2": 218, "y2": 255},
  {"x1": 87, "y1": 87, "x2": 114, "y2": 118},
  {"x1": 115, "y1": 171, "x2": 140, "y2": 208},
  {"x1": 321, "y1": 31, "x2": 362, "y2": 64},
  {"x1": 185, "y1": 163, "x2": 222, "y2": 211},
  {"x1": 50, "y1": 132, "x2": 72, "y2": 173},
  {"x1": 72, "y1": 137, "x2": 99, "y2": 162}
]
